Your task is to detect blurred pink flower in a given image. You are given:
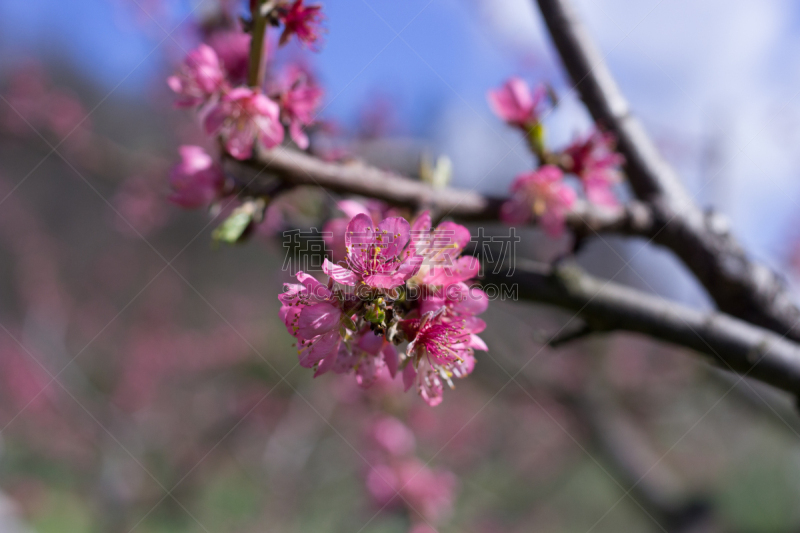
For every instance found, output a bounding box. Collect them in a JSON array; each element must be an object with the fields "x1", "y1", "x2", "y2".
[
  {"x1": 564, "y1": 131, "x2": 624, "y2": 206},
  {"x1": 367, "y1": 457, "x2": 457, "y2": 524},
  {"x1": 279, "y1": 271, "x2": 347, "y2": 375},
  {"x1": 370, "y1": 416, "x2": 416, "y2": 457},
  {"x1": 167, "y1": 44, "x2": 227, "y2": 108},
  {"x1": 204, "y1": 87, "x2": 284, "y2": 160},
  {"x1": 271, "y1": 65, "x2": 323, "y2": 149},
  {"x1": 501, "y1": 164, "x2": 576, "y2": 236},
  {"x1": 333, "y1": 328, "x2": 398, "y2": 387},
  {"x1": 168, "y1": 145, "x2": 226, "y2": 208},
  {"x1": 278, "y1": 0, "x2": 324, "y2": 48},
  {"x1": 207, "y1": 30, "x2": 251, "y2": 85},
  {"x1": 2, "y1": 64, "x2": 89, "y2": 140},
  {"x1": 487, "y1": 77, "x2": 547, "y2": 129},
  {"x1": 113, "y1": 176, "x2": 169, "y2": 237}
]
